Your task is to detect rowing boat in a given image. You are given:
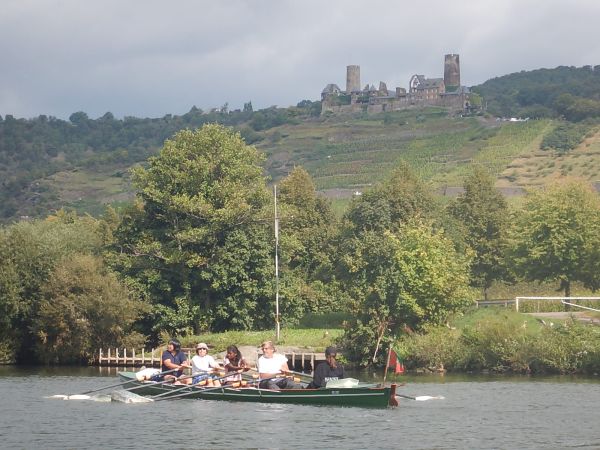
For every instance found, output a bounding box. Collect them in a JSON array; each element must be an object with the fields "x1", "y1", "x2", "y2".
[{"x1": 118, "y1": 371, "x2": 398, "y2": 408}]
